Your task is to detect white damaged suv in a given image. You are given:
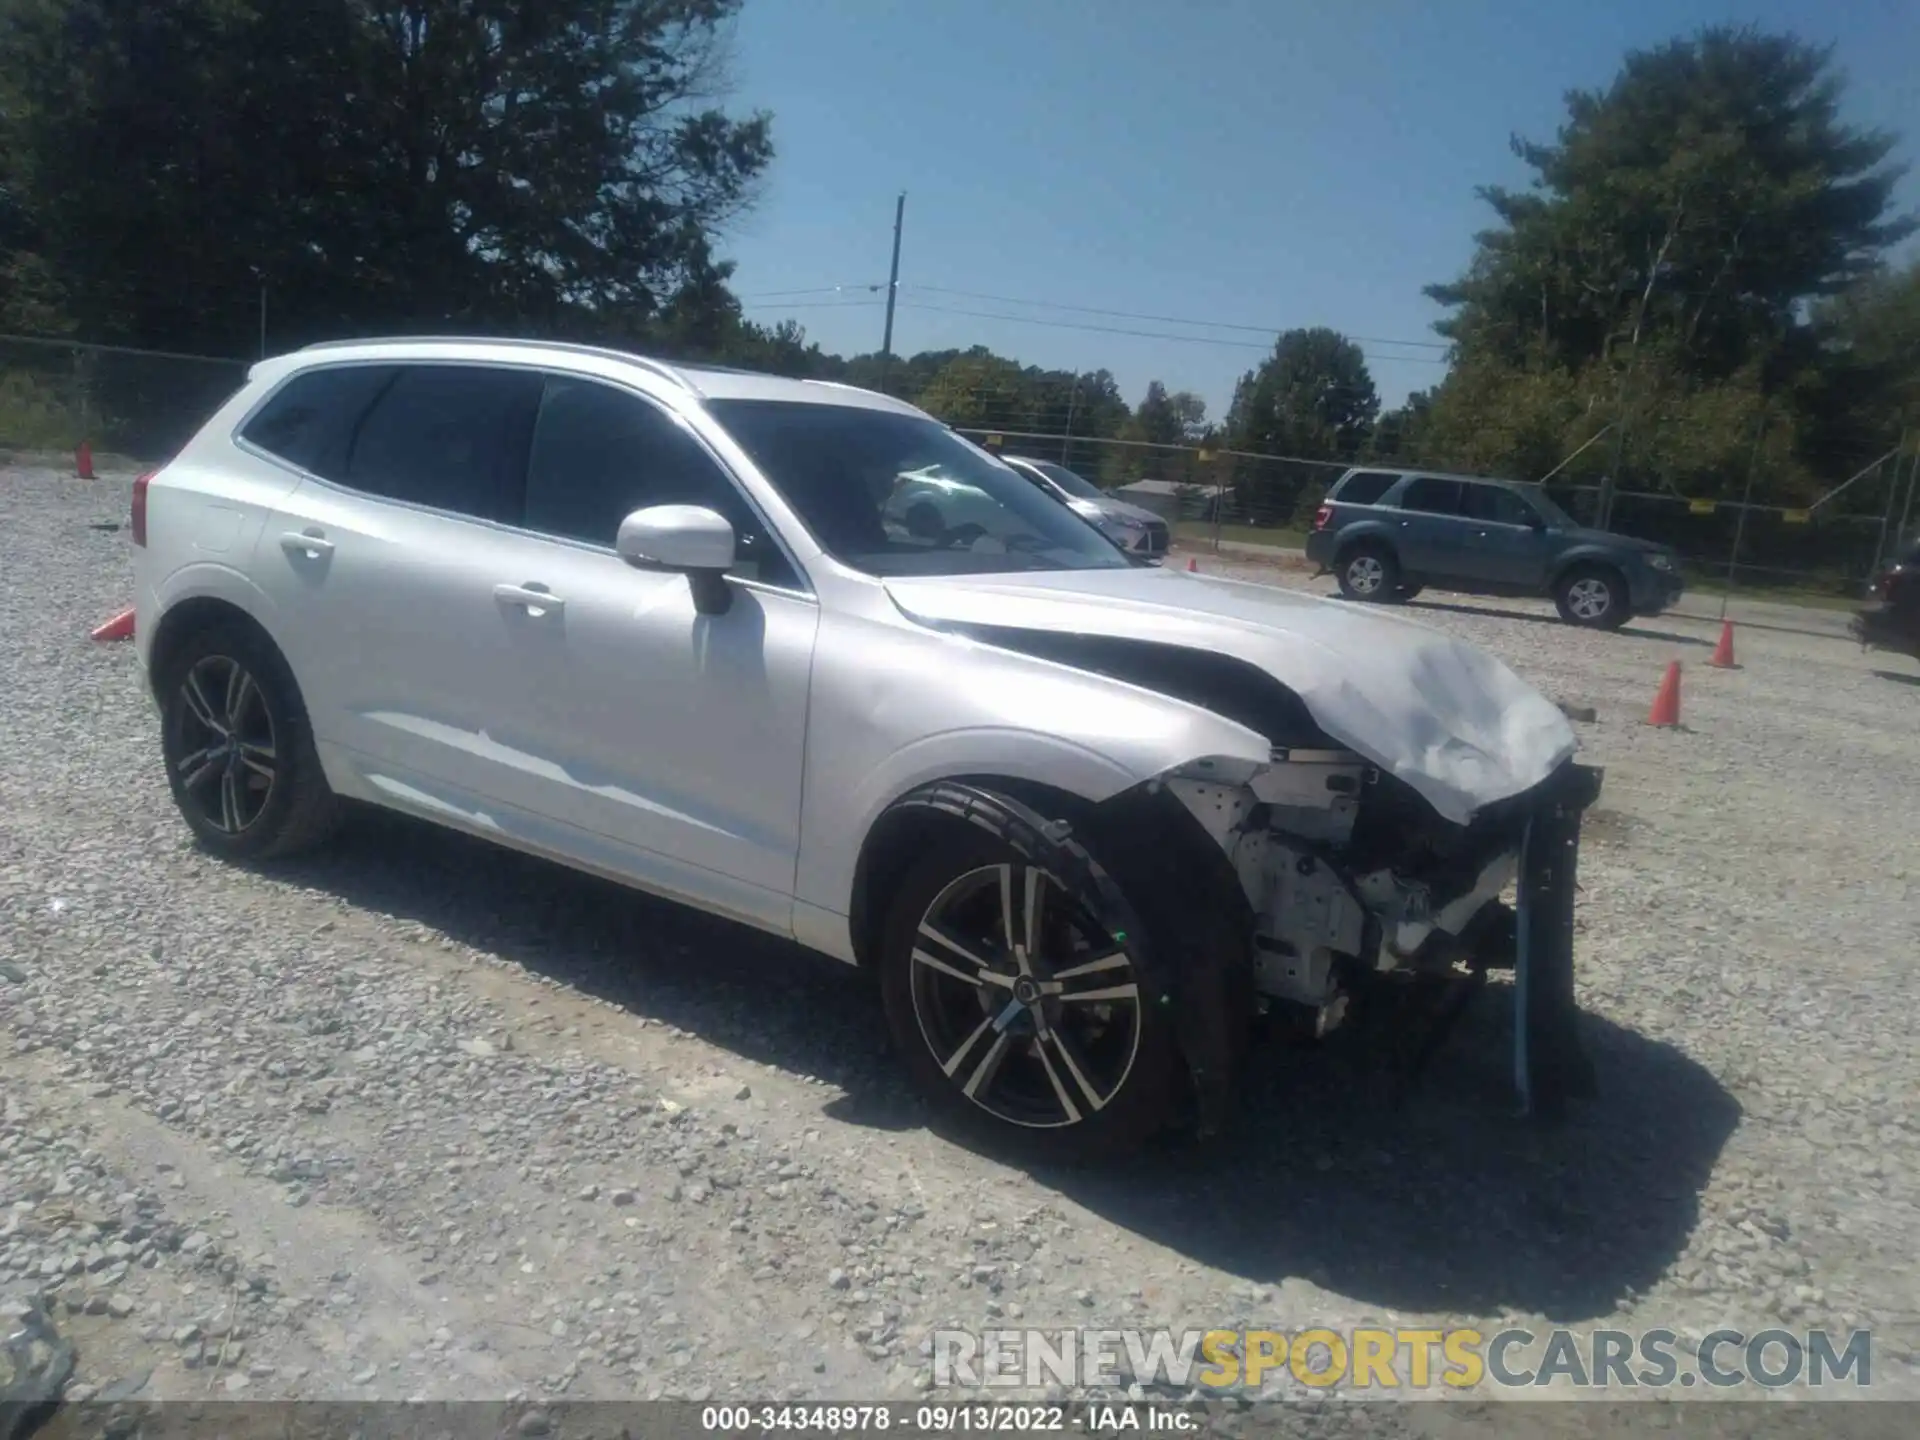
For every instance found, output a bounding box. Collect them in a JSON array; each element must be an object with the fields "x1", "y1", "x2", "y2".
[{"x1": 131, "y1": 337, "x2": 1603, "y2": 1158}]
